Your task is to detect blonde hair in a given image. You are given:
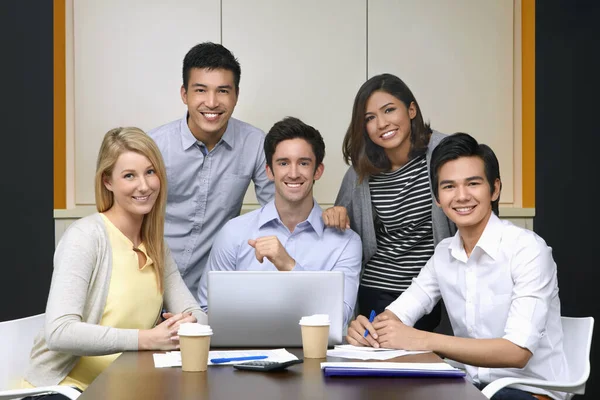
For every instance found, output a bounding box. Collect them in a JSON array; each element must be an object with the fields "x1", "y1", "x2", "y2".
[{"x1": 95, "y1": 127, "x2": 167, "y2": 292}]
